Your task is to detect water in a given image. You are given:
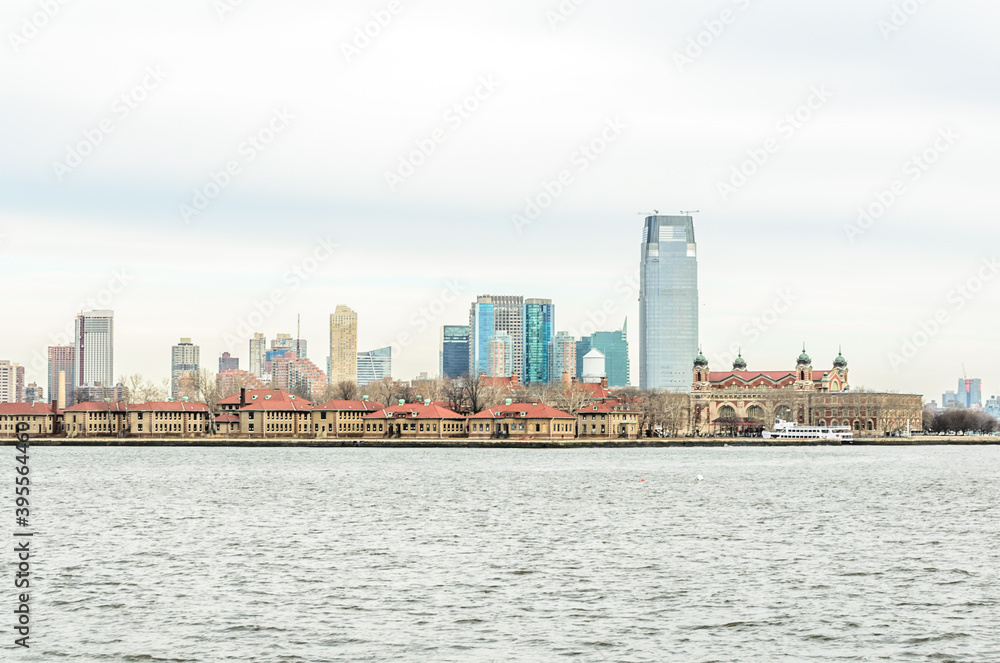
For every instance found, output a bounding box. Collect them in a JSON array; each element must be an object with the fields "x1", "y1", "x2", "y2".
[{"x1": 11, "y1": 446, "x2": 1000, "y2": 661}]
